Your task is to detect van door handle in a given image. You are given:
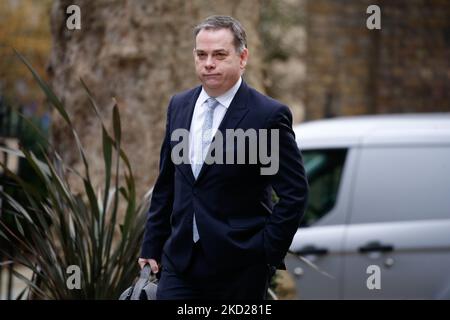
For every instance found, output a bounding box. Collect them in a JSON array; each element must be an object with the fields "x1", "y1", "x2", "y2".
[
  {"x1": 358, "y1": 241, "x2": 394, "y2": 253},
  {"x1": 294, "y1": 245, "x2": 329, "y2": 256}
]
